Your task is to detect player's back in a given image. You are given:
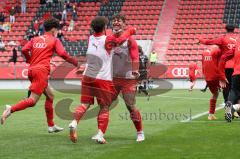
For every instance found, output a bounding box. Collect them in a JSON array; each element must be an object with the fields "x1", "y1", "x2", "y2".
[
  {"x1": 84, "y1": 34, "x2": 113, "y2": 81},
  {"x1": 29, "y1": 32, "x2": 56, "y2": 70},
  {"x1": 202, "y1": 45, "x2": 221, "y2": 81},
  {"x1": 221, "y1": 34, "x2": 238, "y2": 54}
]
